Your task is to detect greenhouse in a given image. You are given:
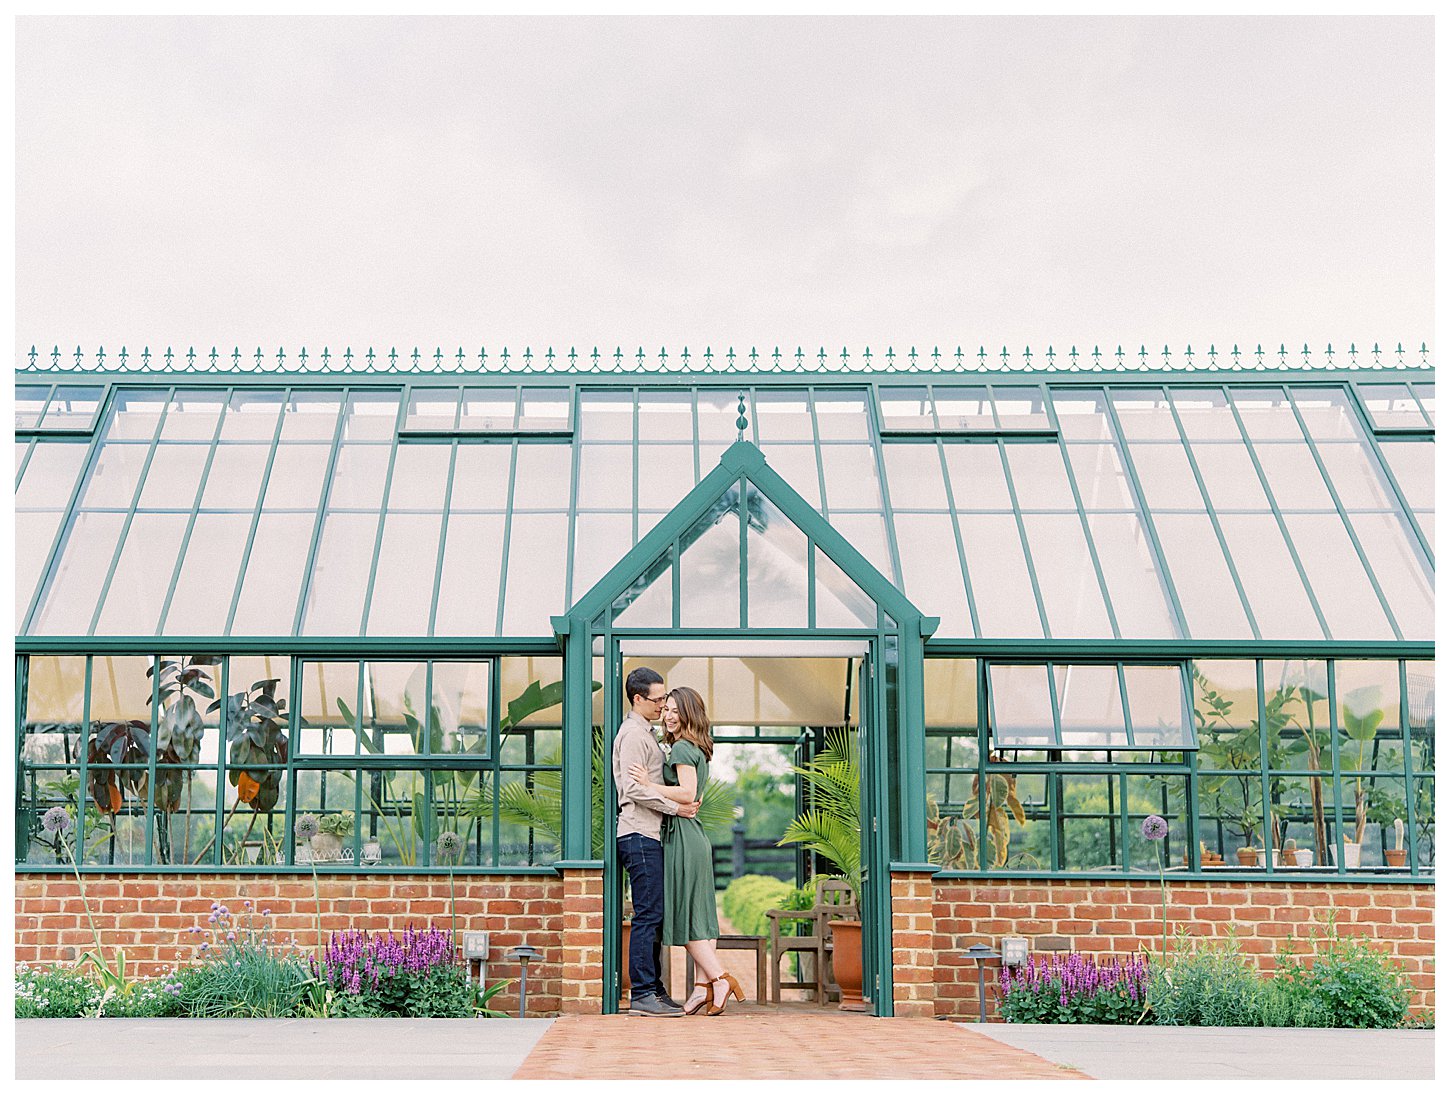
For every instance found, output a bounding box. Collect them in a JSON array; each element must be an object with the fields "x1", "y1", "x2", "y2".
[{"x1": 13, "y1": 347, "x2": 1435, "y2": 1018}]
